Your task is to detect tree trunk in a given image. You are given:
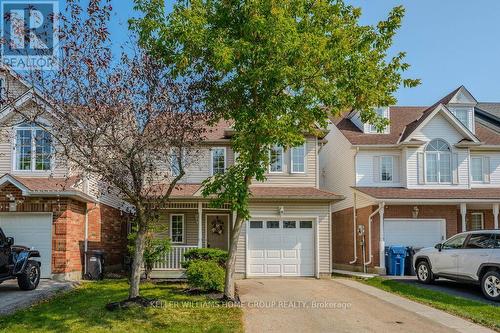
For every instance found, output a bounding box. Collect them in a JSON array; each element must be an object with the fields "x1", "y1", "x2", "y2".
[
  {"x1": 224, "y1": 214, "x2": 244, "y2": 300},
  {"x1": 129, "y1": 213, "x2": 147, "y2": 299}
]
